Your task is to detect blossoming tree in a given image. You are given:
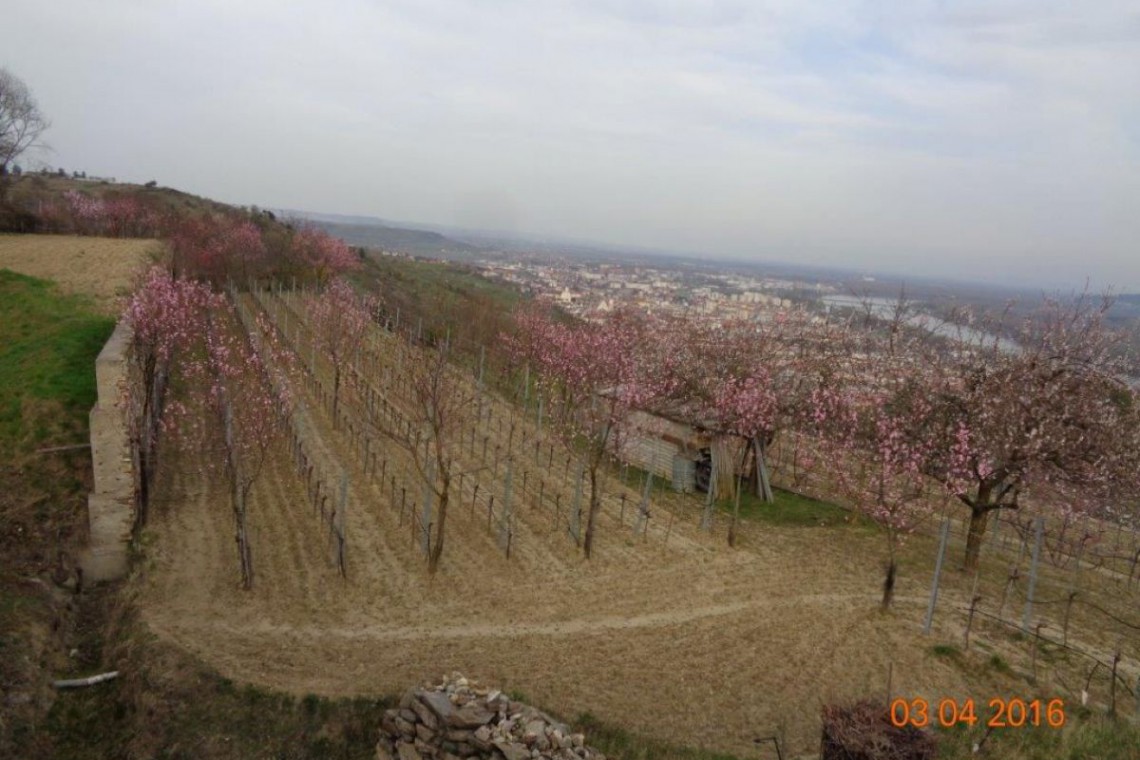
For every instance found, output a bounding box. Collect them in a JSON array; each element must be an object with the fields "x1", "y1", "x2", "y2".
[
  {"x1": 922, "y1": 295, "x2": 1140, "y2": 570},
  {"x1": 304, "y1": 278, "x2": 375, "y2": 430},
  {"x1": 507, "y1": 306, "x2": 666, "y2": 558}
]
